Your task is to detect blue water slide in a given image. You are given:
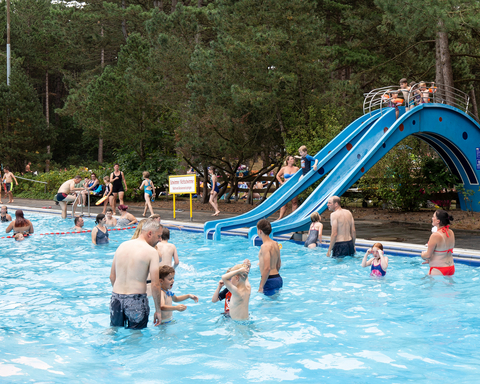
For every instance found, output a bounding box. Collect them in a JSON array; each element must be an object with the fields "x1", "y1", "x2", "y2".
[
  {"x1": 204, "y1": 111, "x2": 383, "y2": 240},
  {"x1": 248, "y1": 103, "x2": 480, "y2": 241}
]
